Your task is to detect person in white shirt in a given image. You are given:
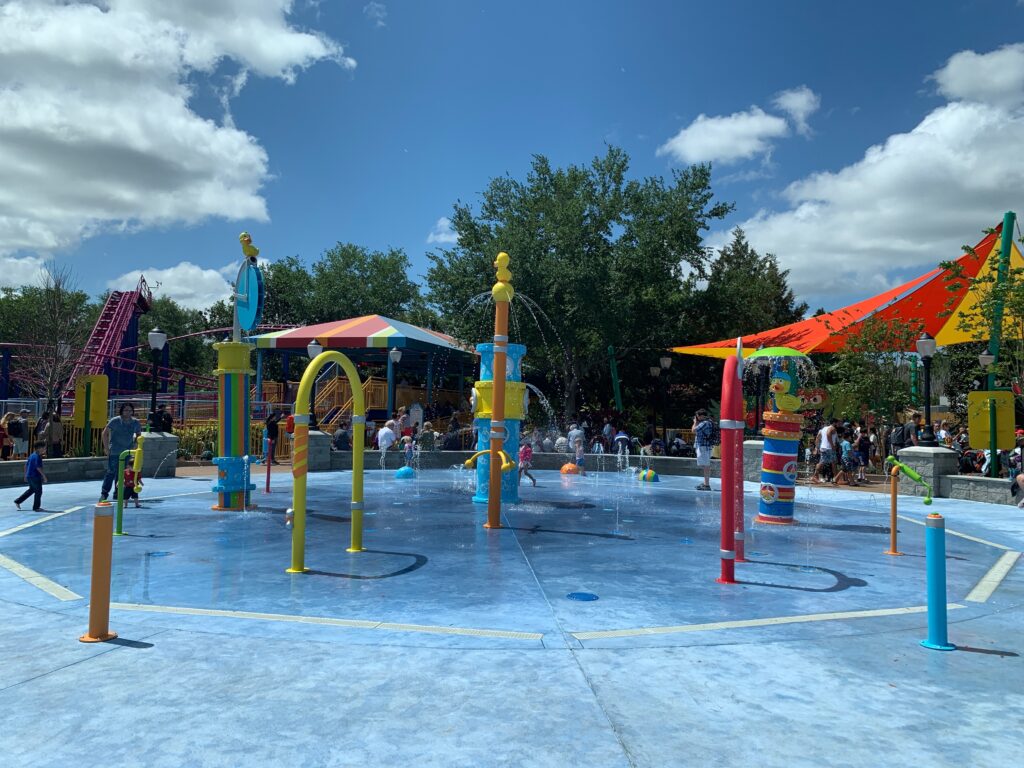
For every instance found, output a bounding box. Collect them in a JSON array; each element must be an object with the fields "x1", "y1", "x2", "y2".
[{"x1": 377, "y1": 420, "x2": 397, "y2": 453}]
